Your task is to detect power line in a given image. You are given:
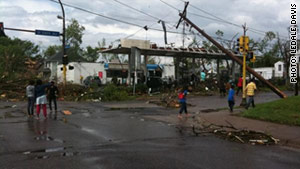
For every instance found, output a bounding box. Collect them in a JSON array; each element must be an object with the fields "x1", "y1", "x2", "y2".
[
  {"x1": 112, "y1": 0, "x2": 161, "y2": 21},
  {"x1": 121, "y1": 1, "x2": 185, "y2": 41},
  {"x1": 177, "y1": 0, "x2": 289, "y2": 40},
  {"x1": 49, "y1": 0, "x2": 188, "y2": 36},
  {"x1": 159, "y1": 0, "x2": 180, "y2": 12},
  {"x1": 110, "y1": 0, "x2": 181, "y2": 32},
  {"x1": 160, "y1": 0, "x2": 288, "y2": 40}
]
